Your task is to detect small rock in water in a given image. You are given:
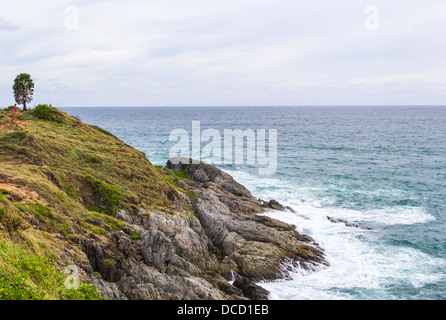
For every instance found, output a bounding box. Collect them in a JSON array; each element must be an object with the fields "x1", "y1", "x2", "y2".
[
  {"x1": 268, "y1": 199, "x2": 284, "y2": 210},
  {"x1": 326, "y1": 216, "x2": 367, "y2": 230}
]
